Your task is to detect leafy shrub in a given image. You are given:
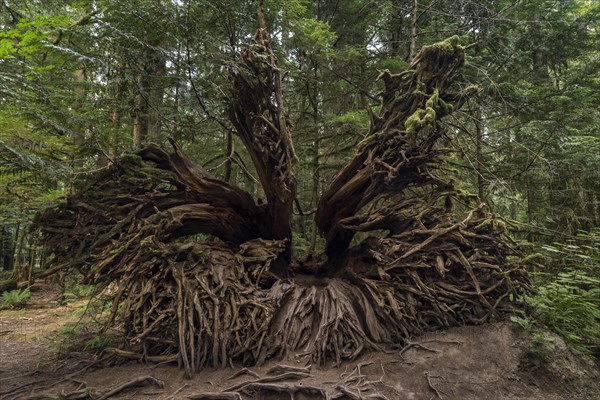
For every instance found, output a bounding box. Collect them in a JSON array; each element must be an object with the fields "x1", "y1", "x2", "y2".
[
  {"x1": 0, "y1": 288, "x2": 31, "y2": 308},
  {"x1": 59, "y1": 283, "x2": 95, "y2": 303},
  {"x1": 49, "y1": 321, "x2": 118, "y2": 355},
  {"x1": 519, "y1": 230, "x2": 600, "y2": 356}
]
